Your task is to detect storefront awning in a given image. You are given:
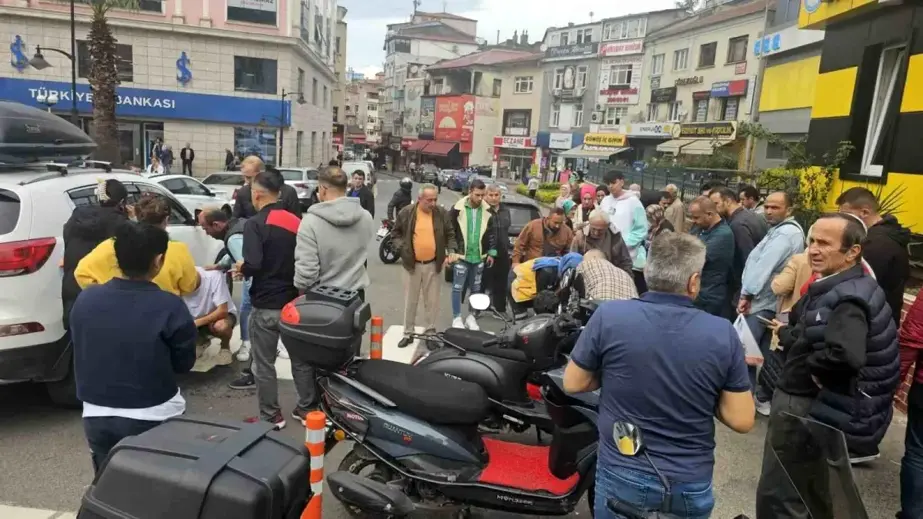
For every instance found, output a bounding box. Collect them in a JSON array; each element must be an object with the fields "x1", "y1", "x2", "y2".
[
  {"x1": 559, "y1": 145, "x2": 629, "y2": 159},
  {"x1": 406, "y1": 139, "x2": 429, "y2": 152},
  {"x1": 656, "y1": 139, "x2": 731, "y2": 155},
  {"x1": 421, "y1": 140, "x2": 459, "y2": 156}
]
